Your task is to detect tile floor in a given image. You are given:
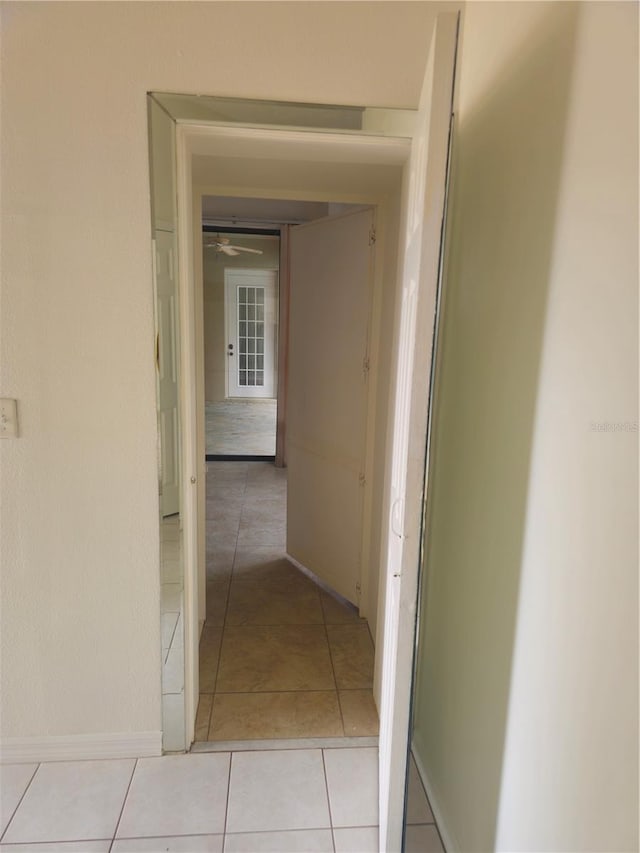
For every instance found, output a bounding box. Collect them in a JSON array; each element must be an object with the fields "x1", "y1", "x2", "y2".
[
  {"x1": 205, "y1": 401, "x2": 277, "y2": 457},
  {"x1": 197, "y1": 462, "x2": 378, "y2": 742},
  {"x1": 0, "y1": 750, "x2": 442, "y2": 852}
]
